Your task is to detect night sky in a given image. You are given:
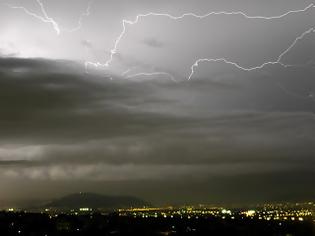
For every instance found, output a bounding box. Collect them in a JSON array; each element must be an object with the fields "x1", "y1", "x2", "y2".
[{"x1": 0, "y1": 0, "x2": 314, "y2": 206}]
